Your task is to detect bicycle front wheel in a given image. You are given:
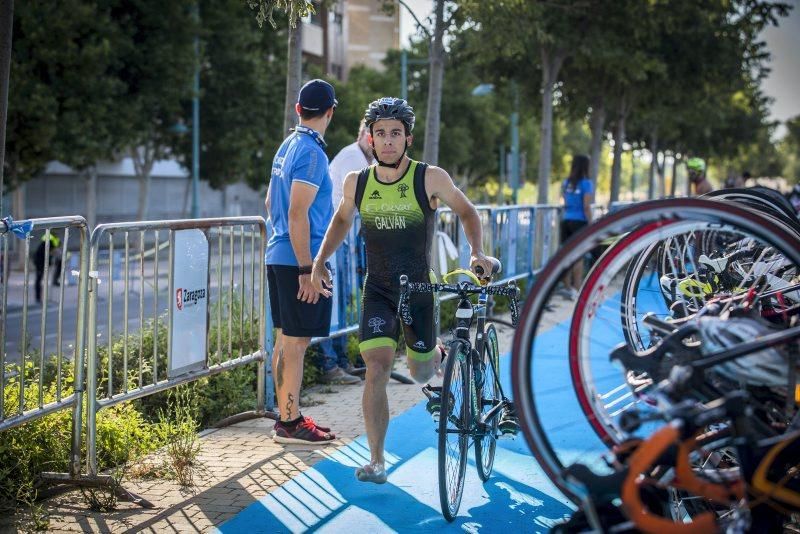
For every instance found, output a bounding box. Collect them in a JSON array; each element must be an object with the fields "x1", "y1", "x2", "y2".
[
  {"x1": 438, "y1": 338, "x2": 470, "y2": 522},
  {"x1": 475, "y1": 323, "x2": 500, "y2": 482}
]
